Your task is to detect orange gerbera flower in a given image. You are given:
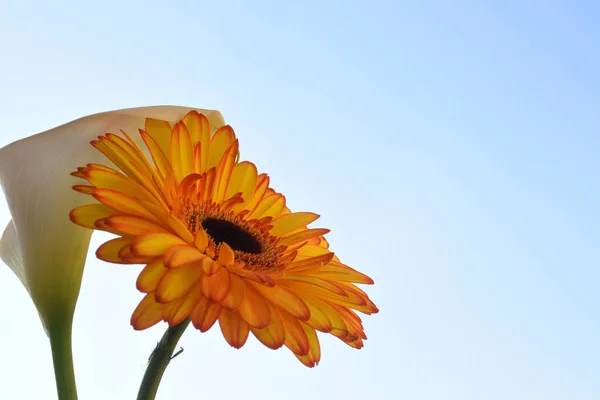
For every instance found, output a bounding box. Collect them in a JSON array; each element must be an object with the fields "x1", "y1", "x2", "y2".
[{"x1": 69, "y1": 110, "x2": 377, "y2": 367}]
